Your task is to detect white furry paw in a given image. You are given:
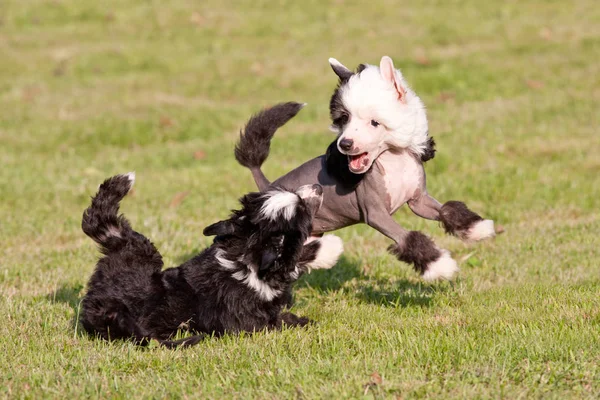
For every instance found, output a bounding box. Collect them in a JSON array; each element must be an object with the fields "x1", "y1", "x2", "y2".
[
  {"x1": 422, "y1": 250, "x2": 459, "y2": 281},
  {"x1": 465, "y1": 219, "x2": 495, "y2": 241},
  {"x1": 306, "y1": 235, "x2": 344, "y2": 270}
]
